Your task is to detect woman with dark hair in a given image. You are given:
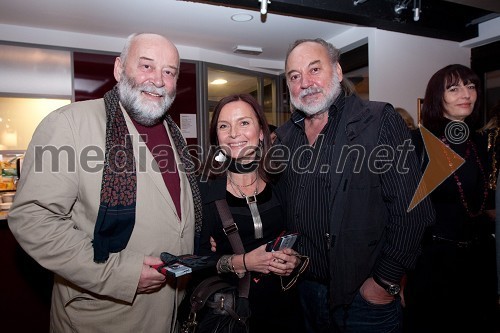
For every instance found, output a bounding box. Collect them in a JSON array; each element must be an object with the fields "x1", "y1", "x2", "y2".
[
  {"x1": 404, "y1": 64, "x2": 497, "y2": 333},
  {"x1": 197, "y1": 94, "x2": 306, "y2": 332}
]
